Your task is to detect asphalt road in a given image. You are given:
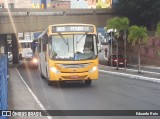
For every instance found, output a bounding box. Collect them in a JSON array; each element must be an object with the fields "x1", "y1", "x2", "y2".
[{"x1": 16, "y1": 61, "x2": 160, "y2": 119}]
